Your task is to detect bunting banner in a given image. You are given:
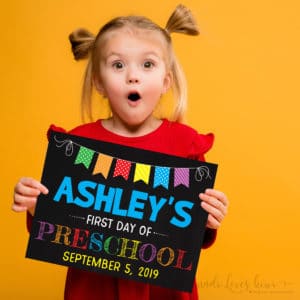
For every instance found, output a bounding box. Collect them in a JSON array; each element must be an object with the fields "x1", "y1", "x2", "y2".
[
  {"x1": 74, "y1": 146, "x2": 94, "y2": 169},
  {"x1": 174, "y1": 168, "x2": 190, "y2": 188},
  {"x1": 134, "y1": 163, "x2": 151, "y2": 184},
  {"x1": 153, "y1": 166, "x2": 170, "y2": 189},
  {"x1": 93, "y1": 153, "x2": 113, "y2": 178},
  {"x1": 113, "y1": 159, "x2": 132, "y2": 180},
  {"x1": 26, "y1": 131, "x2": 218, "y2": 292}
]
